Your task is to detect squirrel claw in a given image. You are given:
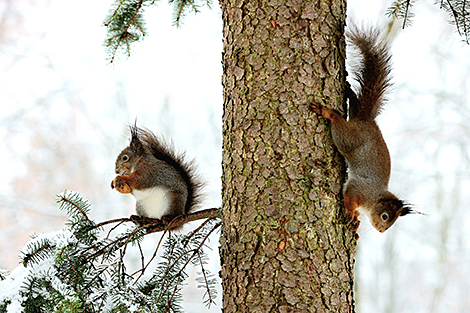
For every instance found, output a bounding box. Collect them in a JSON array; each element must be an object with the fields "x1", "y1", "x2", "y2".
[
  {"x1": 344, "y1": 209, "x2": 360, "y2": 231},
  {"x1": 345, "y1": 215, "x2": 356, "y2": 226},
  {"x1": 310, "y1": 103, "x2": 334, "y2": 120},
  {"x1": 309, "y1": 103, "x2": 323, "y2": 115}
]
